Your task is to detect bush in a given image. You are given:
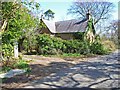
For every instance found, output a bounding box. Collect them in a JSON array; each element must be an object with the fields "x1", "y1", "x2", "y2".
[
  {"x1": 36, "y1": 34, "x2": 109, "y2": 55},
  {"x1": 36, "y1": 34, "x2": 86, "y2": 55},
  {"x1": 73, "y1": 32, "x2": 85, "y2": 40},
  {"x1": 101, "y1": 40, "x2": 116, "y2": 52},
  {"x1": 1, "y1": 57, "x2": 17, "y2": 68},
  {"x1": 2, "y1": 58, "x2": 29, "y2": 73},
  {"x1": 13, "y1": 59, "x2": 29, "y2": 69},
  {"x1": 2, "y1": 43, "x2": 13, "y2": 58},
  {"x1": 90, "y1": 41, "x2": 108, "y2": 55},
  {"x1": 80, "y1": 41, "x2": 90, "y2": 55},
  {"x1": 64, "y1": 40, "x2": 79, "y2": 53},
  {"x1": 23, "y1": 36, "x2": 38, "y2": 53},
  {"x1": 36, "y1": 34, "x2": 57, "y2": 55},
  {"x1": 63, "y1": 40, "x2": 88, "y2": 54},
  {"x1": 52, "y1": 37, "x2": 64, "y2": 54}
]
